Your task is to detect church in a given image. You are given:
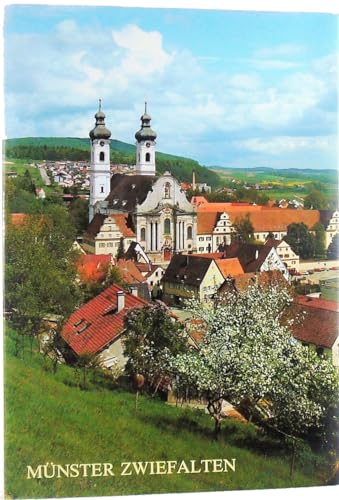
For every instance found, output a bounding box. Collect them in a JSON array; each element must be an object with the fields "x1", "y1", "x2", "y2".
[{"x1": 83, "y1": 102, "x2": 197, "y2": 262}]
